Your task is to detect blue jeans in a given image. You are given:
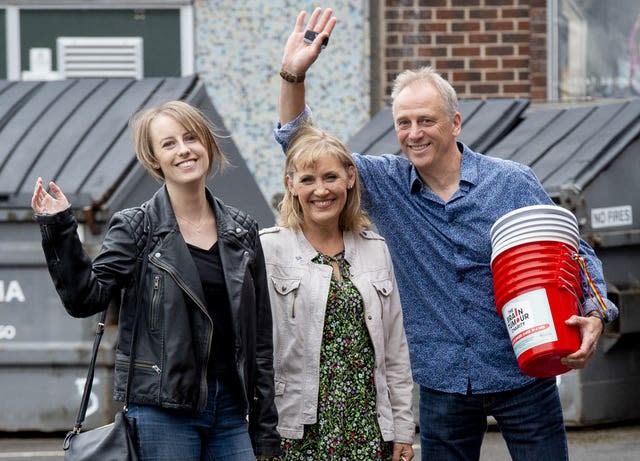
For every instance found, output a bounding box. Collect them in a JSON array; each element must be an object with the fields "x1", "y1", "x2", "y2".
[
  {"x1": 419, "y1": 378, "x2": 568, "y2": 461},
  {"x1": 127, "y1": 378, "x2": 255, "y2": 461}
]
